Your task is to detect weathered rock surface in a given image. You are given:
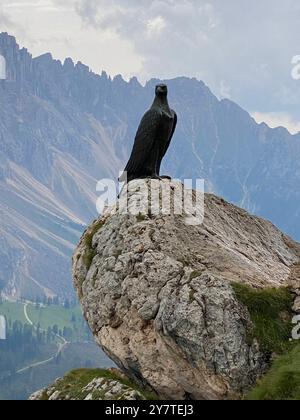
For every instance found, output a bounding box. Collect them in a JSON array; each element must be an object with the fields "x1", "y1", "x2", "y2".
[{"x1": 73, "y1": 179, "x2": 300, "y2": 400}]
